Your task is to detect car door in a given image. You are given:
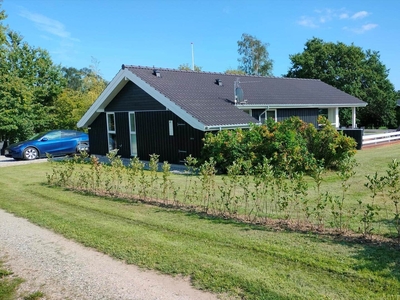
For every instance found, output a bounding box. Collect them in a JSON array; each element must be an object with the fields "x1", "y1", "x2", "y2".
[
  {"x1": 58, "y1": 130, "x2": 80, "y2": 155},
  {"x1": 38, "y1": 130, "x2": 63, "y2": 156}
]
